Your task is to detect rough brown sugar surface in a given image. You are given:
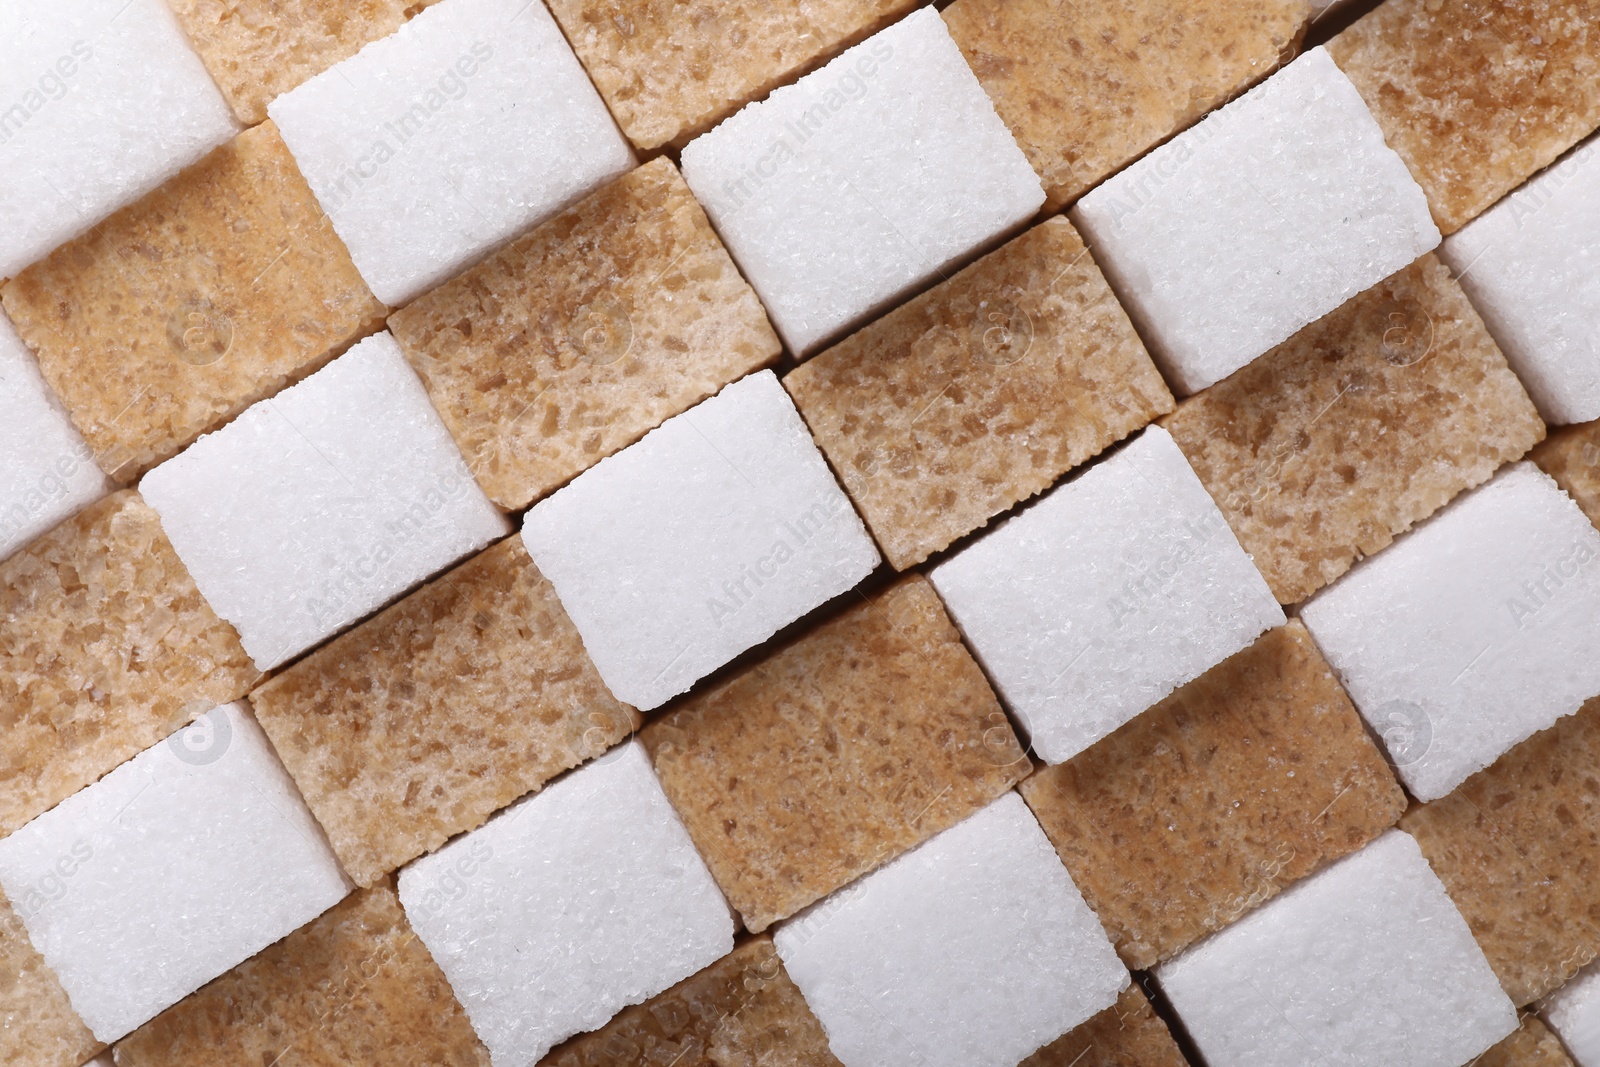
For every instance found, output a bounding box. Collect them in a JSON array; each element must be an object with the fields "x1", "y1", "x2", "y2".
[
  {"x1": 784, "y1": 217, "x2": 1173, "y2": 570},
  {"x1": 1163, "y1": 254, "x2": 1545, "y2": 606},
  {"x1": 0, "y1": 888, "x2": 104, "y2": 1067},
  {"x1": 641, "y1": 574, "x2": 1028, "y2": 932},
  {"x1": 389, "y1": 157, "x2": 779, "y2": 512},
  {"x1": 115, "y1": 880, "x2": 489, "y2": 1067},
  {"x1": 1328, "y1": 0, "x2": 1600, "y2": 234},
  {"x1": 1475, "y1": 1016, "x2": 1577, "y2": 1067},
  {"x1": 1020, "y1": 621, "x2": 1406, "y2": 971},
  {"x1": 545, "y1": 0, "x2": 918, "y2": 151},
  {"x1": 1401, "y1": 695, "x2": 1600, "y2": 1006},
  {"x1": 943, "y1": 0, "x2": 1308, "y2": 207},
  {"x1": 0, "y1": 491, "x2": 257, "y2": 838},
  {"x1": 540, "y1": 936, "x2": 840, "y2": 1066},
  {"x1": 1020, "y1": 984, "x2": 1186, "y2": 1067},
  {"x1": 1533, "y1": 420, "x2": 1600, "y2": 530},
  {"x1": 250, "y1": 536, "x2": 640, "y2": 888},
  {"x1": 0, "y1": 122, "x2": 385, "y2": 485}
]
